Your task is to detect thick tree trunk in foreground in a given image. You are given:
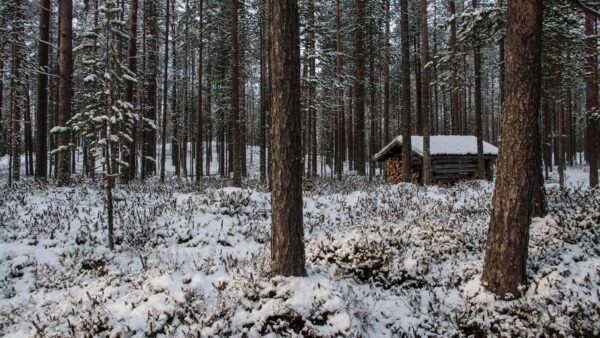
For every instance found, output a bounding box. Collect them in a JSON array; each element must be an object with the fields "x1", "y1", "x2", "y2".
[
  {"x1": 482, "y1": 0, "x2": 543, "y2": 298},
  {"x1": 400, "y1": 0, "x2": 411, "y2": 182},
  {"x1": 585, "y1": 13, "x2": 599, "y2": 187},
  {"x1": 35, "y1": 0, "x2": 50, "y2": 180},
  {"x1": 57, "y1": 0, "x2": 73, "y2": 186},
  {"x1": 269, "y1": 0, "x2": 306, "y2": 277}
]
